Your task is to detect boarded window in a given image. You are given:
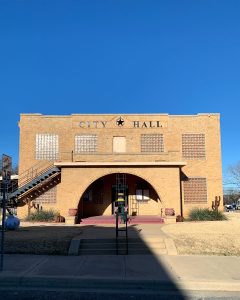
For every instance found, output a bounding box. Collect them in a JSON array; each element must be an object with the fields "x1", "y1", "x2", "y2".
[
  {"x1": 35, "y1": 186, "x2": 57, "y2": 204},
  {"x1": 141, "y1": 134, "x2": 164, "y2": 152},
  {"x1": 182, "y1": 134, "x2": 206, "y2": 159},
  {"x1": 183, "y1": 177, "x2": 207, "y2": 204},
  {"x1": 36, "y1": 134, "x2": 59, "y2": 160},
  {"x1": 113, "y1": 136, "x2": 126, "y2": 153},
  {"x1": 75, "y1": 135, "x2": 97, "y2": 153}
]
